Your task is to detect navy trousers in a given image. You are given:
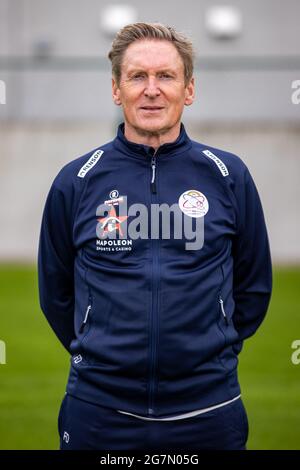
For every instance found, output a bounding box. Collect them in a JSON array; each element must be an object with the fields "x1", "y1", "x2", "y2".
[{"x1": 58, "y1": 393, "x2": 249, "y2": 451}]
